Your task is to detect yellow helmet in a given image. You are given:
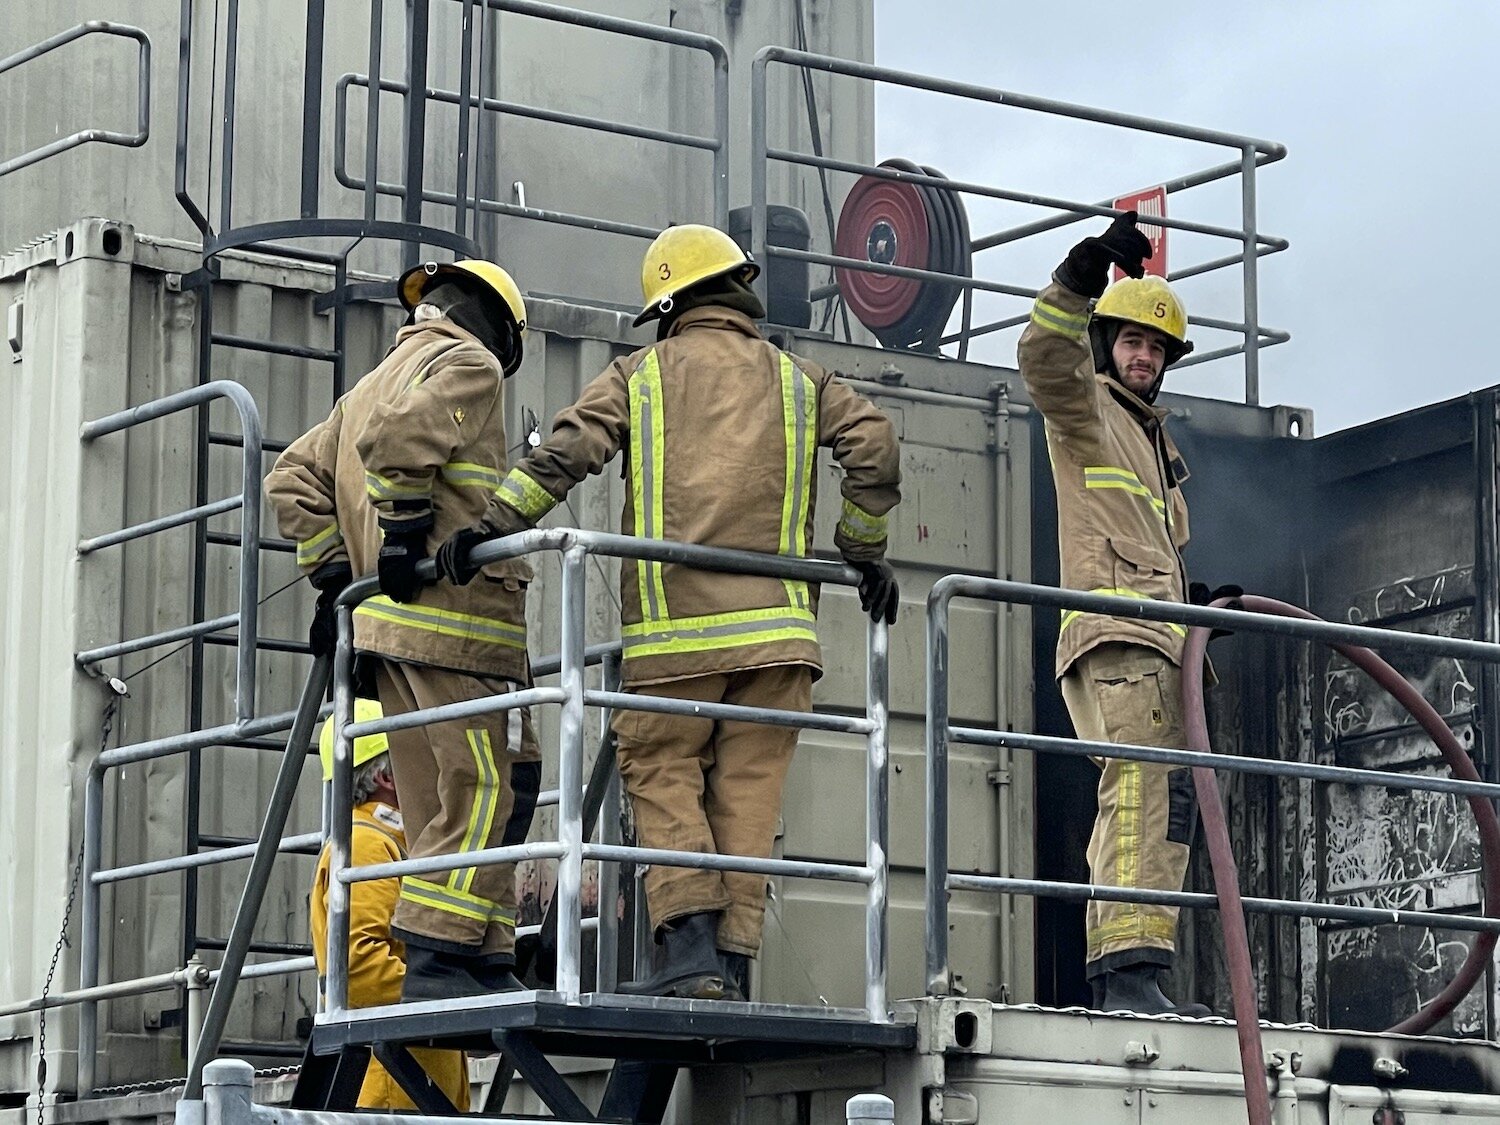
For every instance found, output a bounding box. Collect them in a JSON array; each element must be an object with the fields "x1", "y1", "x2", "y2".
[
  {"x1": 634, "y1": 224, "x2": 760, "y2": 326},
  {"x1": 318, "y1": 697, "x2": 391, "y2": 782},
  {"x1": 1092, "y1": 276, "x2": 1193, "y2": 366},
  {"x1": 398, "y1": 259, "x2": 527, "y2": 336}
]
